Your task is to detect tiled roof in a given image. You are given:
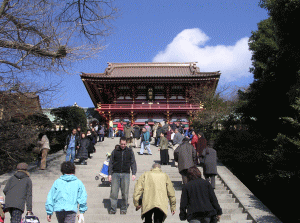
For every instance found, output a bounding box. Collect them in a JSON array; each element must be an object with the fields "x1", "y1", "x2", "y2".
[{"x1": 81, "y1": 62, "x2": 220, "y2": 78}]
